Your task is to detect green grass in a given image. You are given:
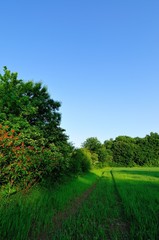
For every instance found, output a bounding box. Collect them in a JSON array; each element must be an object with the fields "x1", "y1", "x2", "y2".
[
  {"x1": 51, "y1": 167, "x2": 159, "y2": 240},
  {"x1": 0, "y1": 167, "x2": 159, "y2": 240},
  {"x1": 0, "y1": 169, "x2": 102, "y2": 240},
  {"x1": 52, "y1": 170, "x2": 129, "y2": 240},
  {"x1": 112, "y1": 167, "x2": 159, "y2": 239}
]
